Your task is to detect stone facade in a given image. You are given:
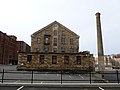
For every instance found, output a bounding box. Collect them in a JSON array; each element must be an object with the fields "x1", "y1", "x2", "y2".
[
  {"x1": 17, "y1": 21, "x2": 95, "y2": 71},
  {"x1": 31, "y1": 21, "x2": 79, "y2": 53},
  {"x1": 17, "y1": 52, "x2": 94, "y2": 71}
]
